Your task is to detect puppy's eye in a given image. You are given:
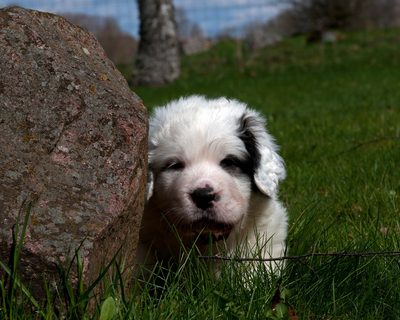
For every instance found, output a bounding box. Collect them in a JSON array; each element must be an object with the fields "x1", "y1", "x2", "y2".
[
  {"x1": 220, "y1": 155, "x2": 241, "y2": 169},
  {"x1": 162, "y1": 160, "x2": 185, "y2": 171}
]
